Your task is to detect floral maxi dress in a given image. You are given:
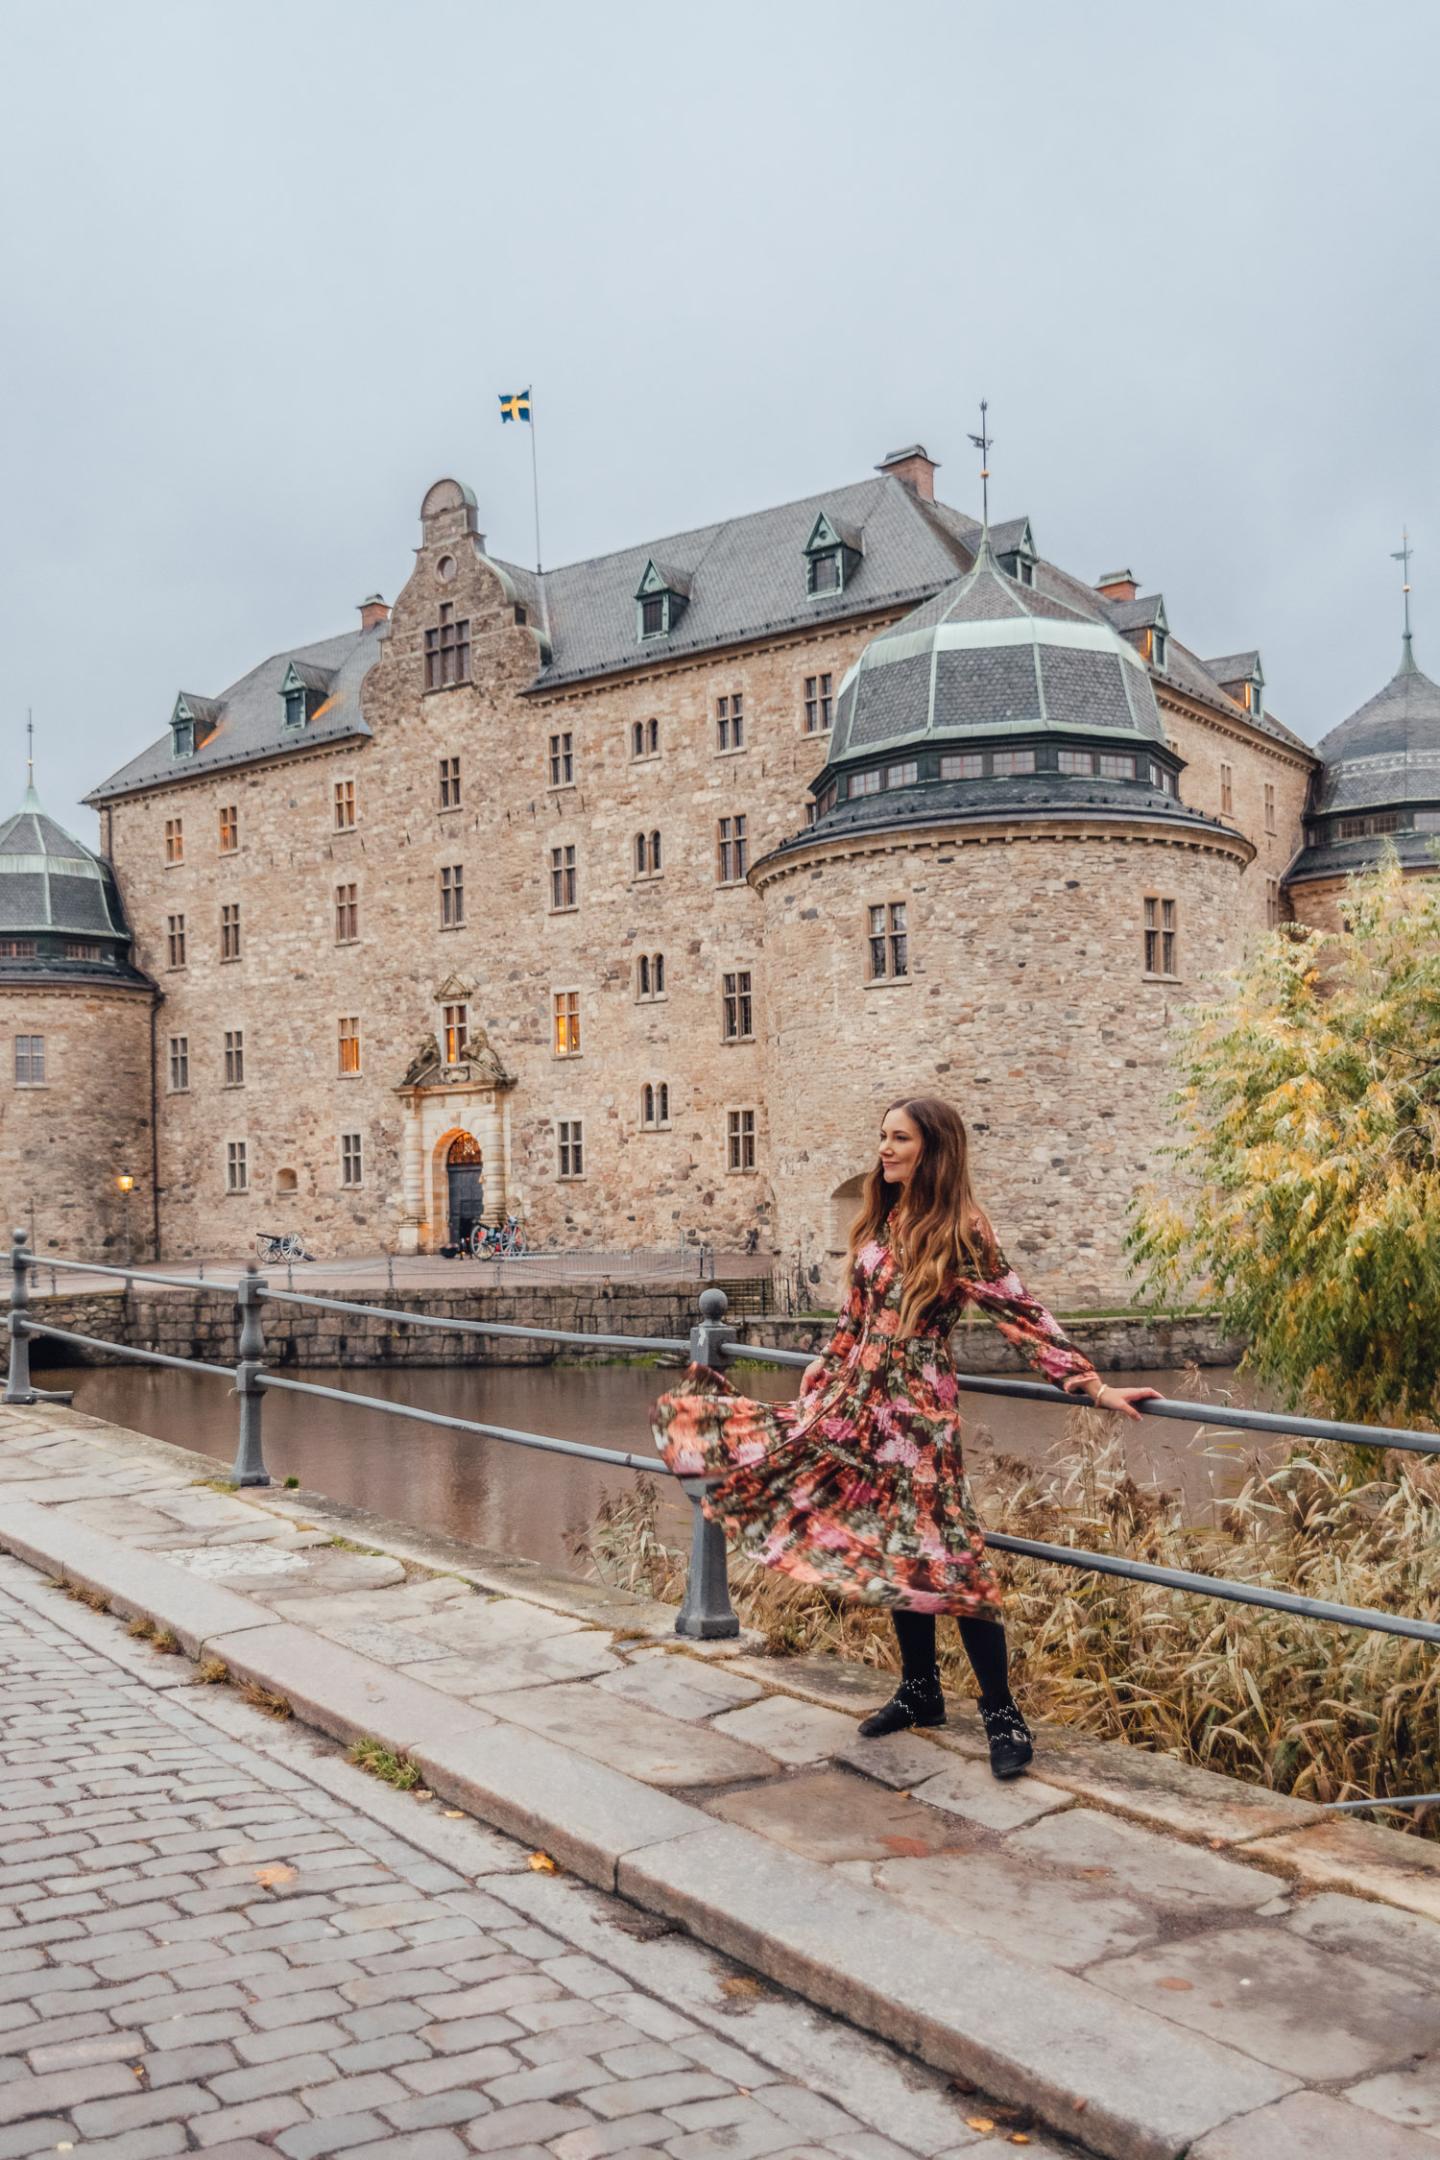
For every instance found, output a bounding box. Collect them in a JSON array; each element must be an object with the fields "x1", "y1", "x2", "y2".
[{"x1": 652, "y1": 1238, "x2": 1098, "y2": 1617}]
